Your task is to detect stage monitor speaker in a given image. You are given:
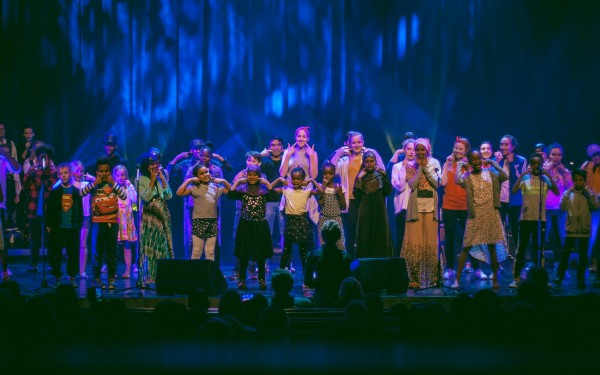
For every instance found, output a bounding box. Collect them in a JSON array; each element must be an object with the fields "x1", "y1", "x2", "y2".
[
  {"x1": 350, "y1": 257, "x2": 409, "y2": 295},
  {"x1": 156, "y1": 259, "x2": 227, "y2": 296}
]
